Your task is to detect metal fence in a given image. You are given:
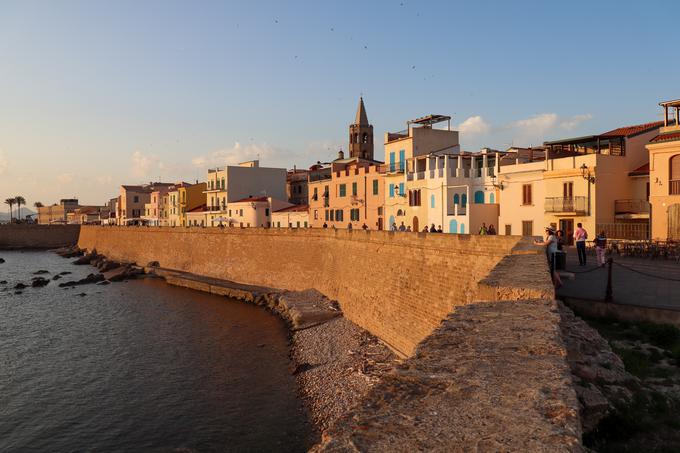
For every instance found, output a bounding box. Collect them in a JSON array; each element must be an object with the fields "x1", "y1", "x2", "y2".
[
  {"x1": 596, "y1": 222, "x2": 649, "y2": 240},
  {"x1": 545, "y1": 196, "x2": 588, "y2": 213}
]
